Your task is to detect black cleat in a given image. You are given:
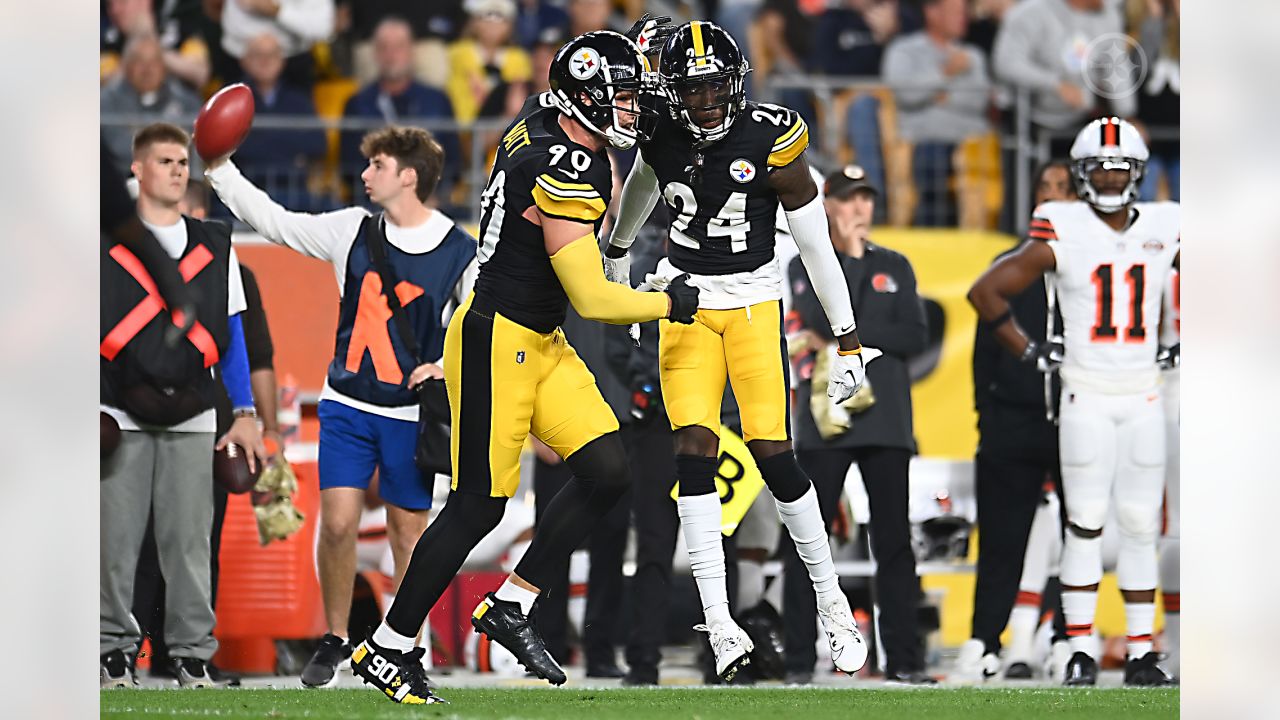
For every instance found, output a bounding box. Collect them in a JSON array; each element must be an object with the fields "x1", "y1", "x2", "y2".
[
  {"x1": 301, "y1": 633, "x2": 351, "y2": 688},
  {"x1": 170, "y1": 658, "x2": 214, "y2": 688},
  {"x1": 351, "y1": 640, "x2": 446, "y2": 704},
  {"x1": 1063, "y1": 651, "x2": 1099, "y2": 686},
  {"x1": 472, "y1": 593, "x2": 567, "y2": 685},
  {"x1": 885, "y1": 669, "x2": 939, "y2": 685},
  {"x1": 1124, "y1": 652, "x2": 1174, "y2": 686},
  {"x1": 1005, "y1": 661, "x2": 1034, "y2": 679},
  {"x1": 100, "y1": 649, "x2": 136, "y2": 689},
  {"x1": 738, "y1": 602, "x2": 786, "y2": 681}
]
